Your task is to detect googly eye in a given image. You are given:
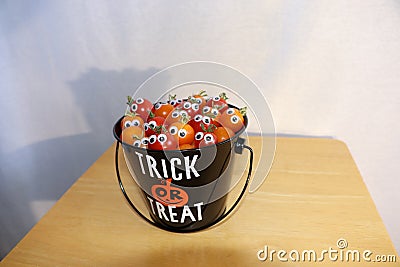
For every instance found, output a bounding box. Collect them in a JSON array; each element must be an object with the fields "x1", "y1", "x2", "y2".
[
  {"x1": 178, "y1": 129, "x2": 187, "y2": 138},
  {"x1": 158, "y1": 134, "x2": 167, "y2": 143},
  {"x1": 195, "y1": 132, "x2": 204, "y2": 141},
  {"x1": 133, "y1": 140, "x2": 141, "y2": 147},
  {"x1": 194, "y1": 114, "x2": 202, "y2": 122},
  {"x1": 195, "y1": 98, "x2": 202, "y2": 104},
  {"x1": 202, "y1": 116, "x2": 211, "y2": 124},
  {"x1": 177, "y1": 99, "x2": 182, "y2": 104},
  {"x1": 227, "y1": 108, "x2": 235, "y2": 115},
  {"x1": 213, "y1": 96, "x2": 220, "y2": 101},
  {"x1": 132, "y1": 119, "x2": 140, "y2": 127},
  {"x1": 141, "y1": 137, "x2": 149, "y2": 145},
  {"x1": 204, "y1": 133, "x2": 215, "y2": 143},
  {"x1": 124, "y1": 121, "x2": 132, "y2": 128},
  {"x1": 171, "y1": 111, "x2": 179, "y2": 118},
  {"x1": 183, "y1": 102, "x2": 191, "y2": 109},
  {"x1": 180, "y1": 110, "x2": 188, "y2": 117},
  {"x1": 231, "y1": 115, "x2": 239, "y2": 124},
  {"x1": 131, "y1": 103, "x2": 138, "y2": 112},
  {"x1": 136, "y1": 98, "x2": 144, "y2": 104},
  {"x1": 170, "y1": 100, "x2": 177, "y2": 106},
  {"x1": 149, "y1": 135, "x2": 157, "y2": 144},
  {"x1": 211, "y1": 109, "x2": 219, "y2": 116},
  {"x1": 203, "y1": 106, "x2": 211, "y2": 113},
  {"x1": 155, "y1": 102, "x2": 162, "y2": 110},
  {"x1": 192, "y1": 104, "x2": 199, "y2": 111},
  {"x1": 148, "y1": 121, "x2": 157, "y2": 128},
  {"x1": 169, "y1": 126, "x2": 178, "y2": 135},
  {"x1": 144, "y1": 123, "x2": 149, "y2": 131}
]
